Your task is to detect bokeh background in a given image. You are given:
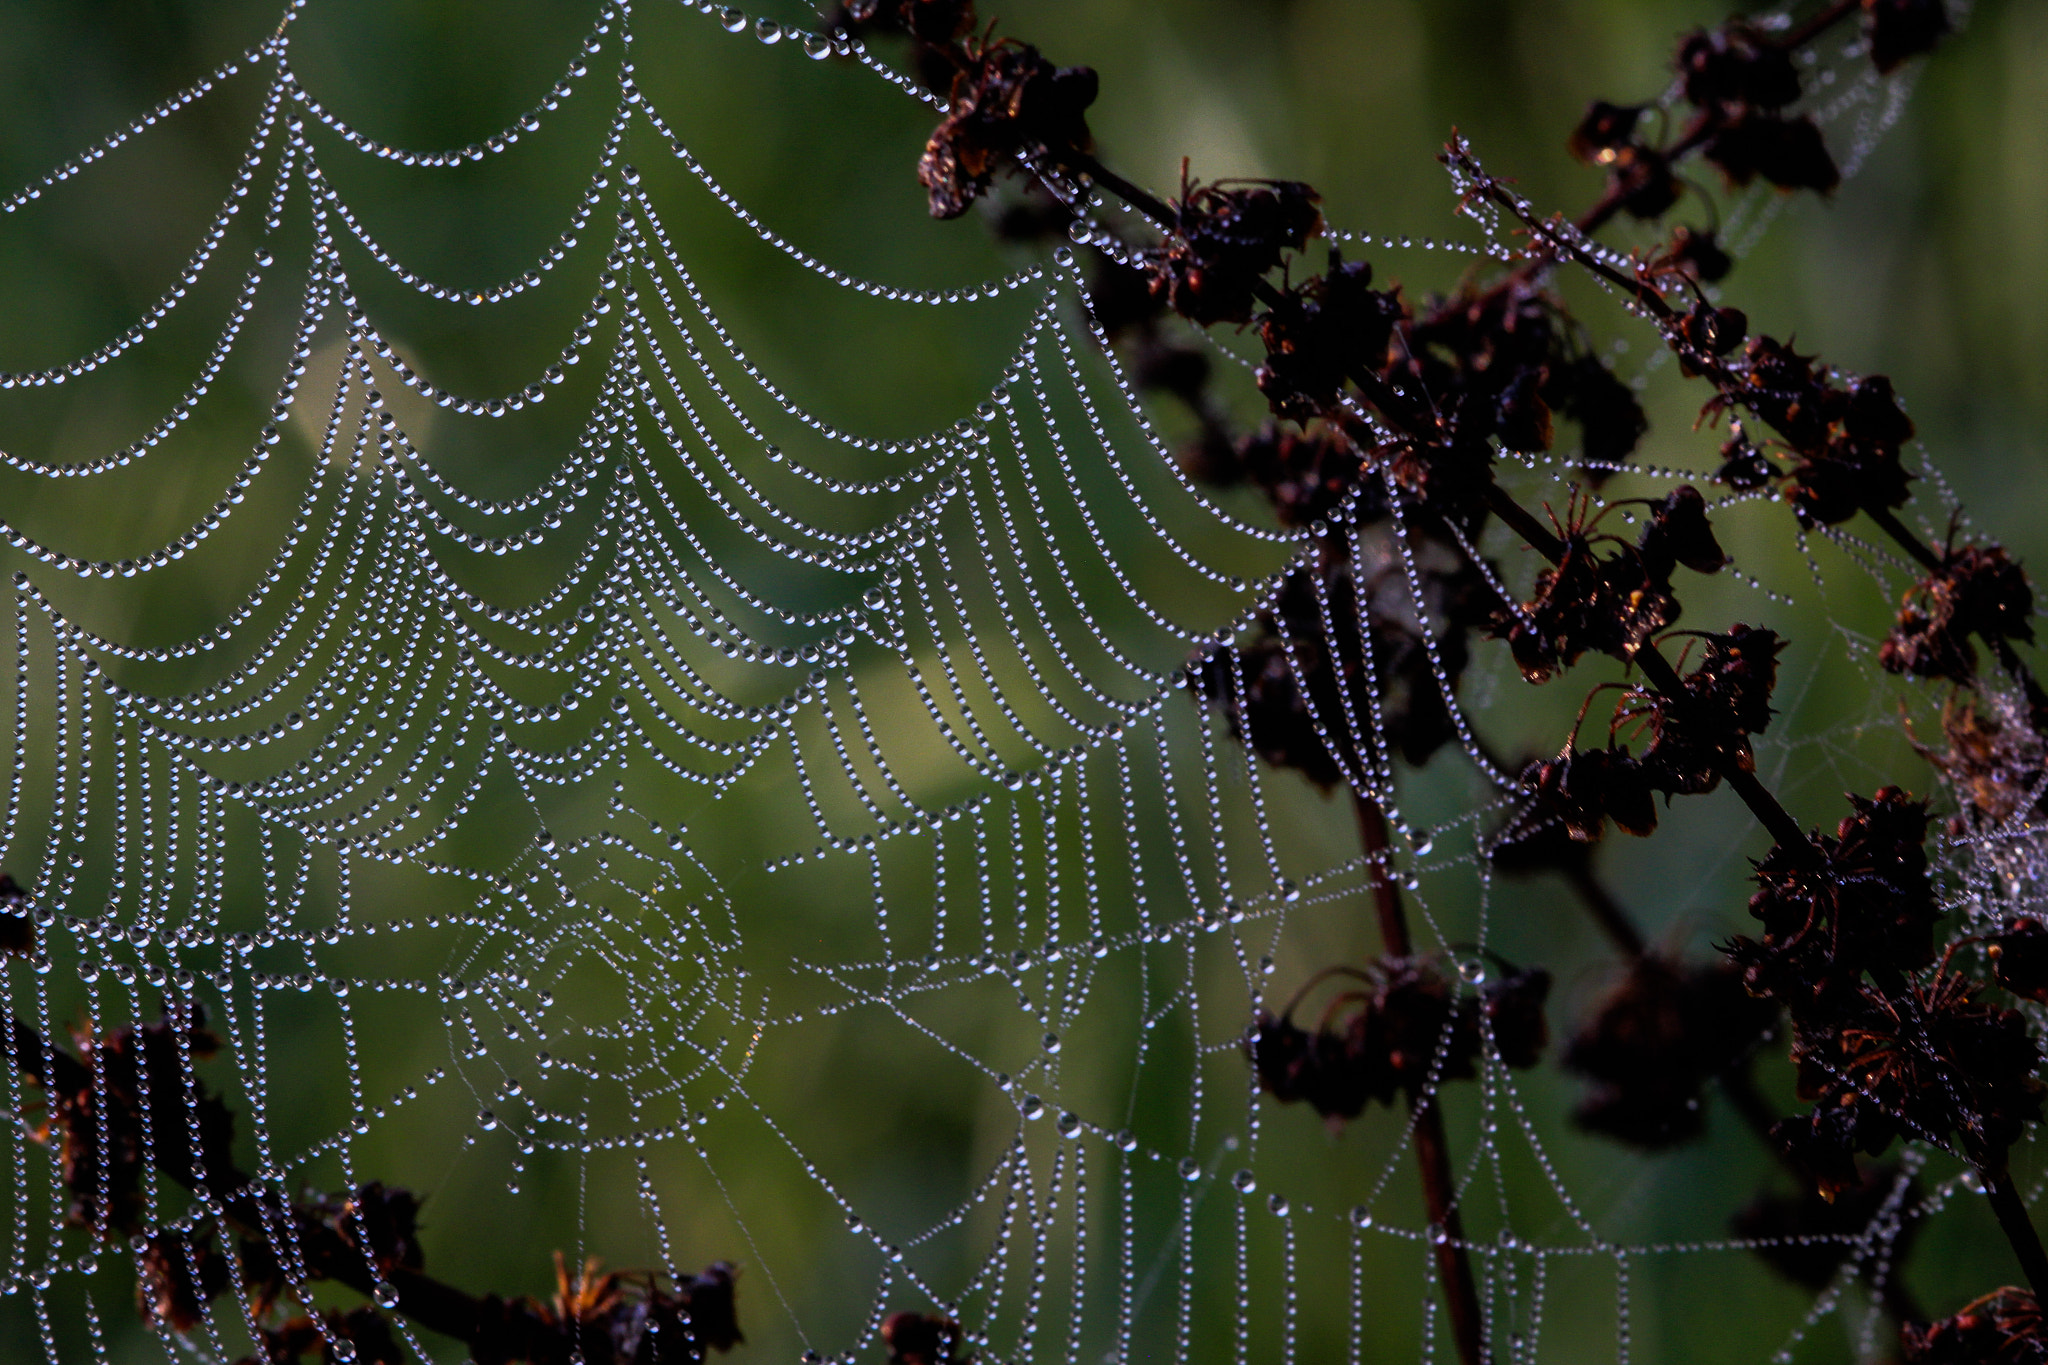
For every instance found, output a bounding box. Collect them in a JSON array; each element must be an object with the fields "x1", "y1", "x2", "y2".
[{"x1": 0, "y1": 1, "x2": 2044, "y2": 1362}]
